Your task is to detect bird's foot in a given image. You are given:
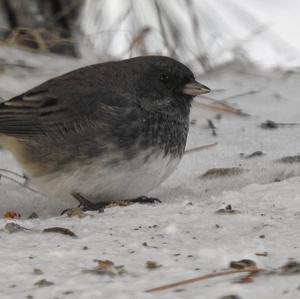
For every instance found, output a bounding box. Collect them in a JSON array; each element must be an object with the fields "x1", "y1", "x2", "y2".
[
  {"x1": 65, "y1": 193, "x2": 162, "y2": 213},
  {"x1": 126, "y1": 196, "x2": 162, "y2": 205}
]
